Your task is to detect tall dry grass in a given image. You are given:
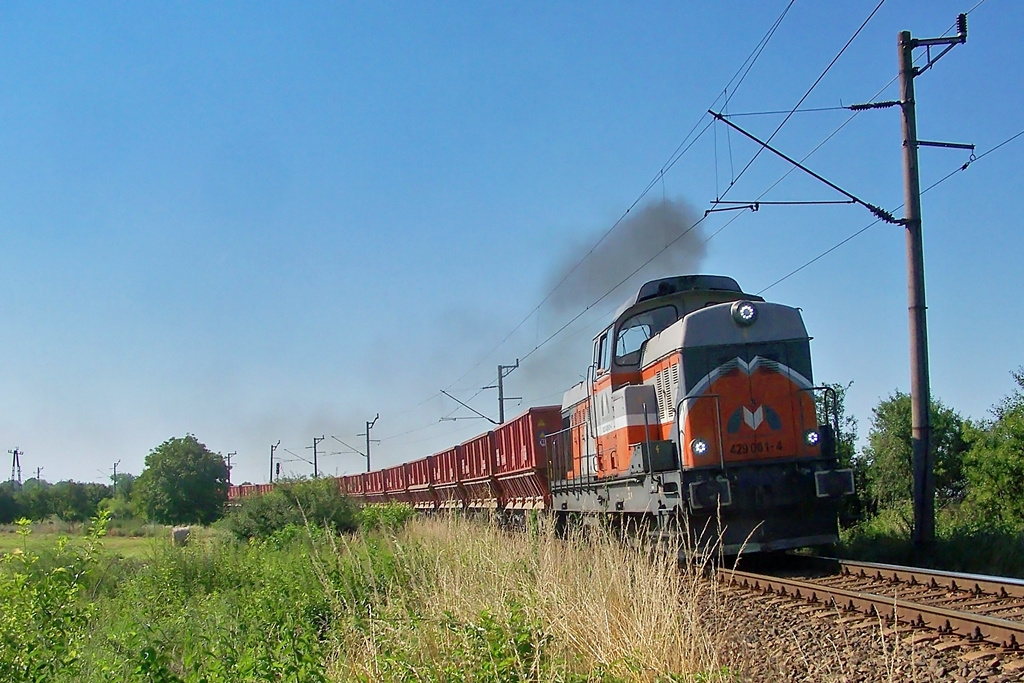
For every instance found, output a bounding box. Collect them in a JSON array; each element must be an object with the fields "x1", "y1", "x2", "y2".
[{"x1": 318, "y1": 515, "x2": 735, "y2": 682}]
